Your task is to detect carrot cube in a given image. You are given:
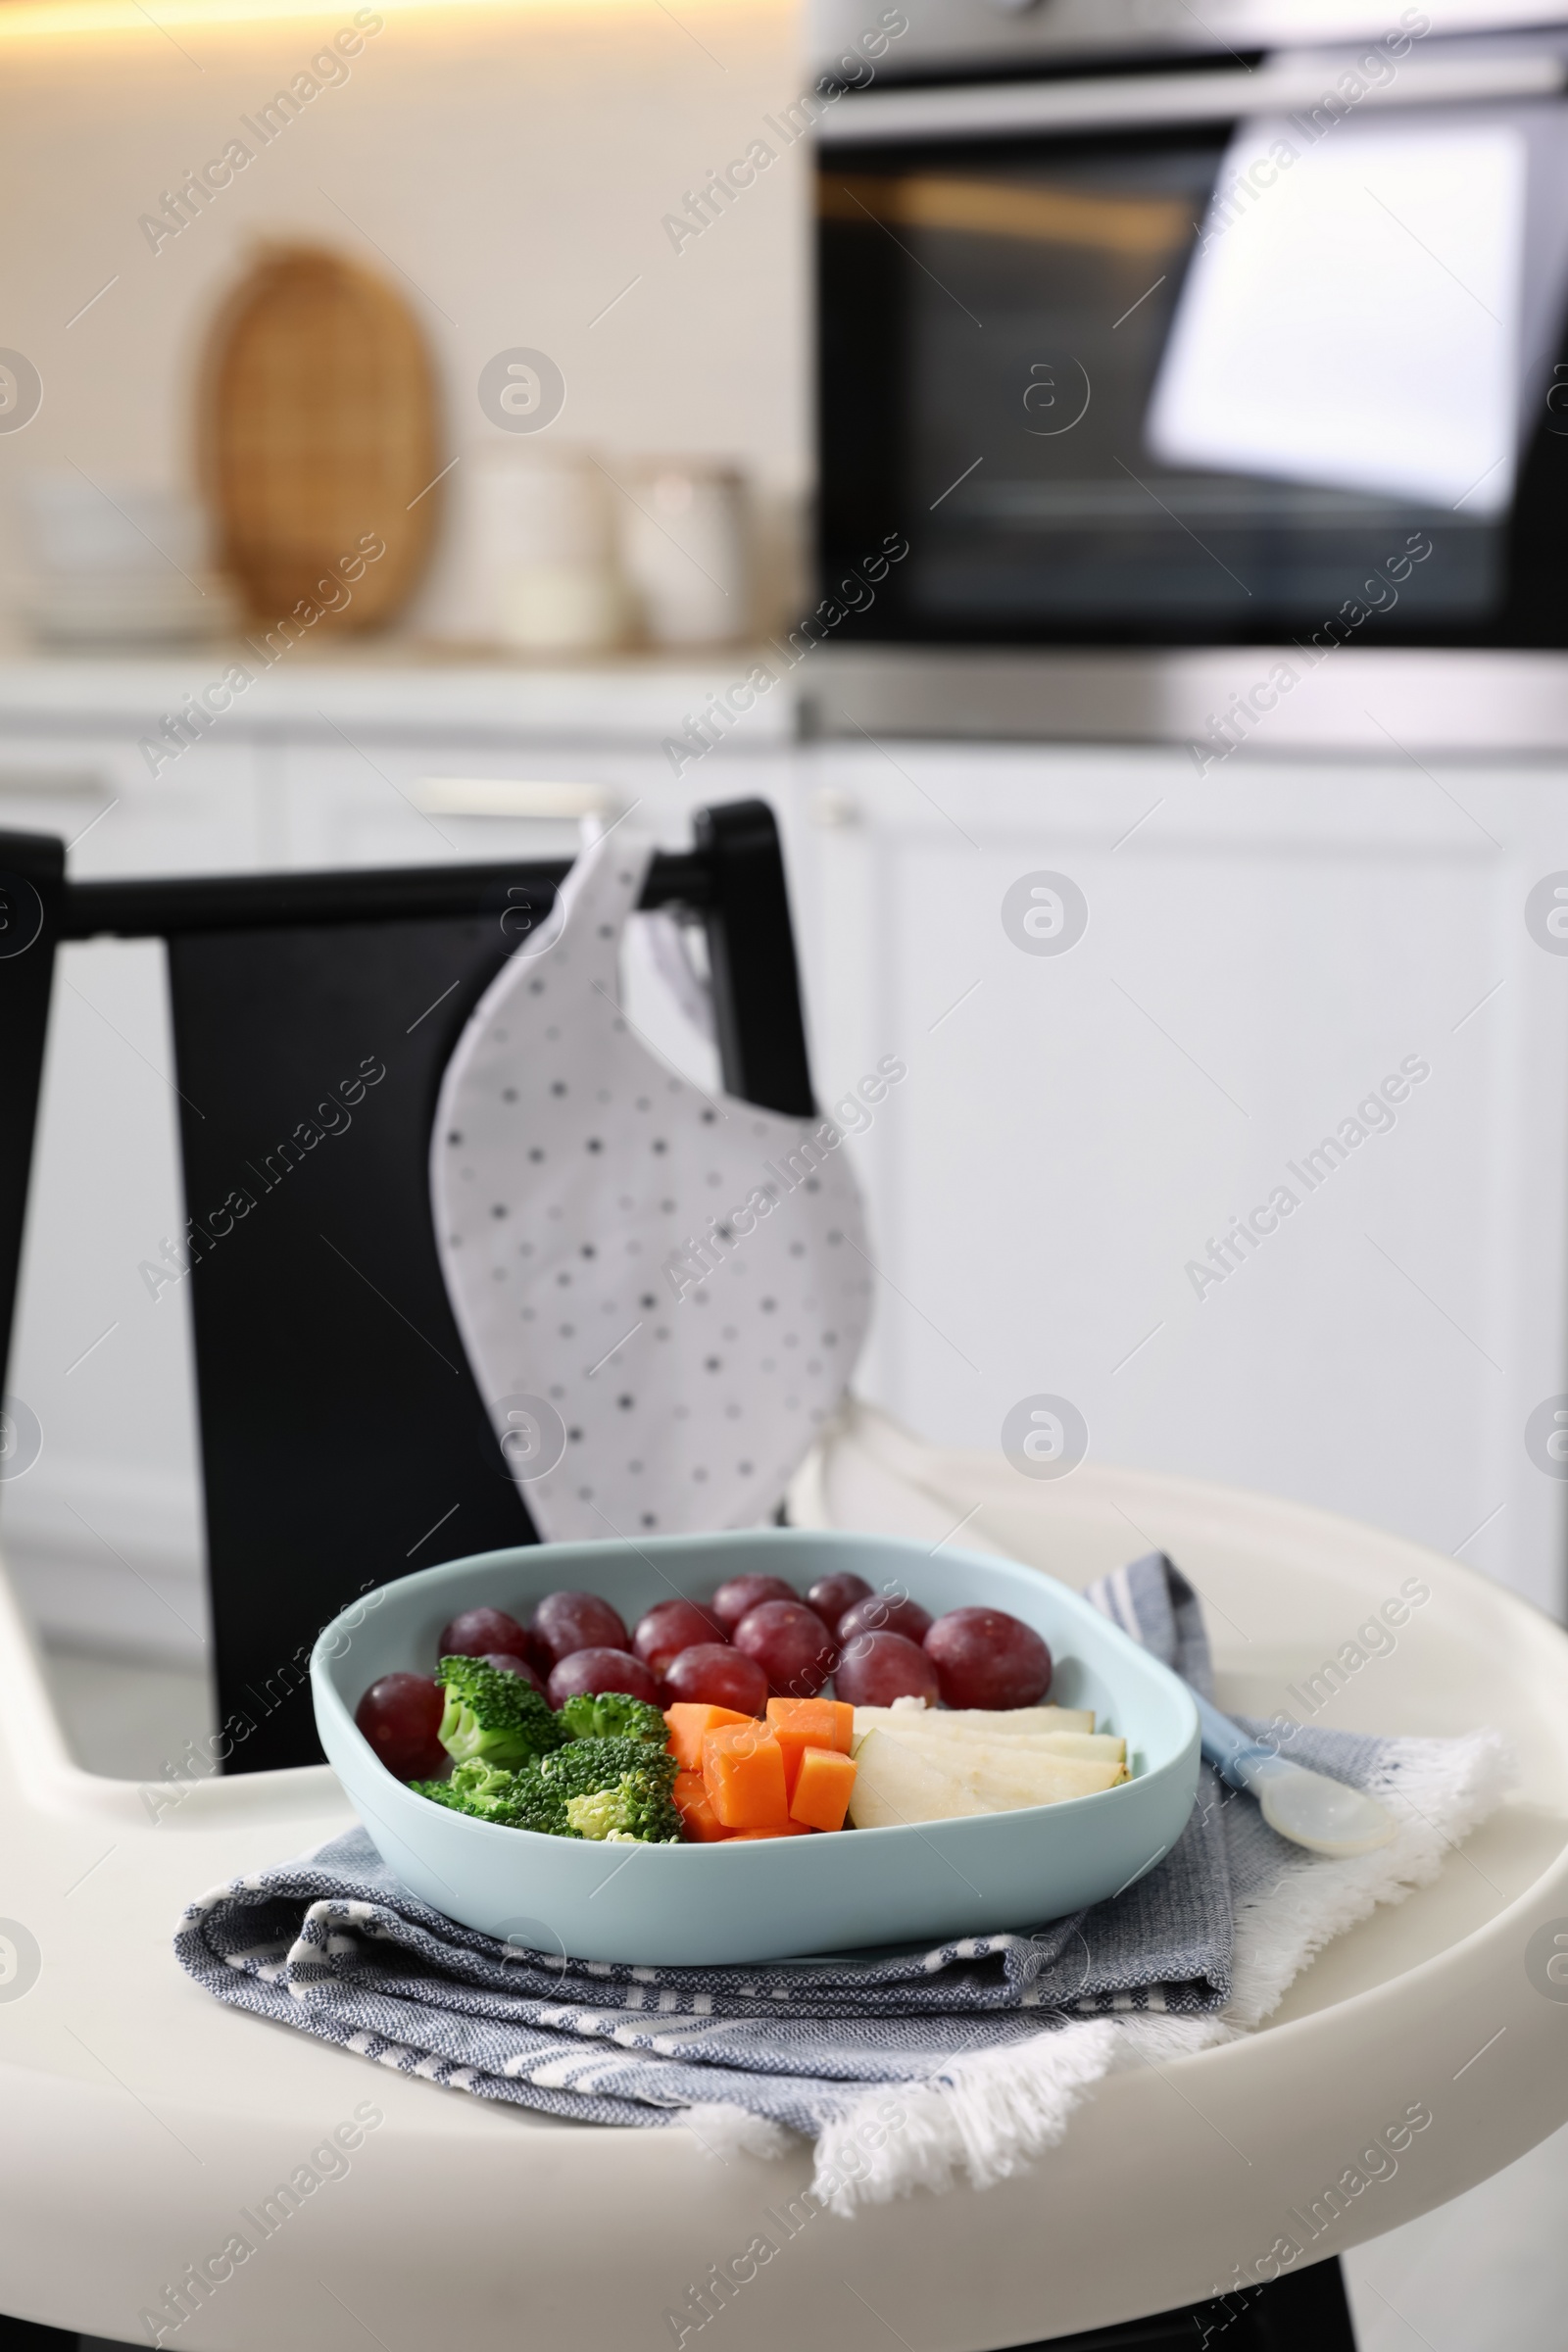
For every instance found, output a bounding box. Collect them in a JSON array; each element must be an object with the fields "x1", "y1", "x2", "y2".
[
  {"x1": 701, "y1": 1723, "x2": 790, "y2": 1829},
  {"x1": 727, "y1": 1821, "x2": 814, "y2": 1838},
  {"x1": 766, "y1": 1697, "x2": 854, "y2": 1754},
  {"x1": 789, "y1": 1746, "x2": 857, "y2": 1833},
  {"x1": 766, "y1": 1698, "x2": 855, "y2": 1794},
  {"x1": 672, "y1": 1769, "x2": 731, "y2": 1843},
  {"x1": 664, "y1": 1702, "x2": 756, "y2": 1774}
]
